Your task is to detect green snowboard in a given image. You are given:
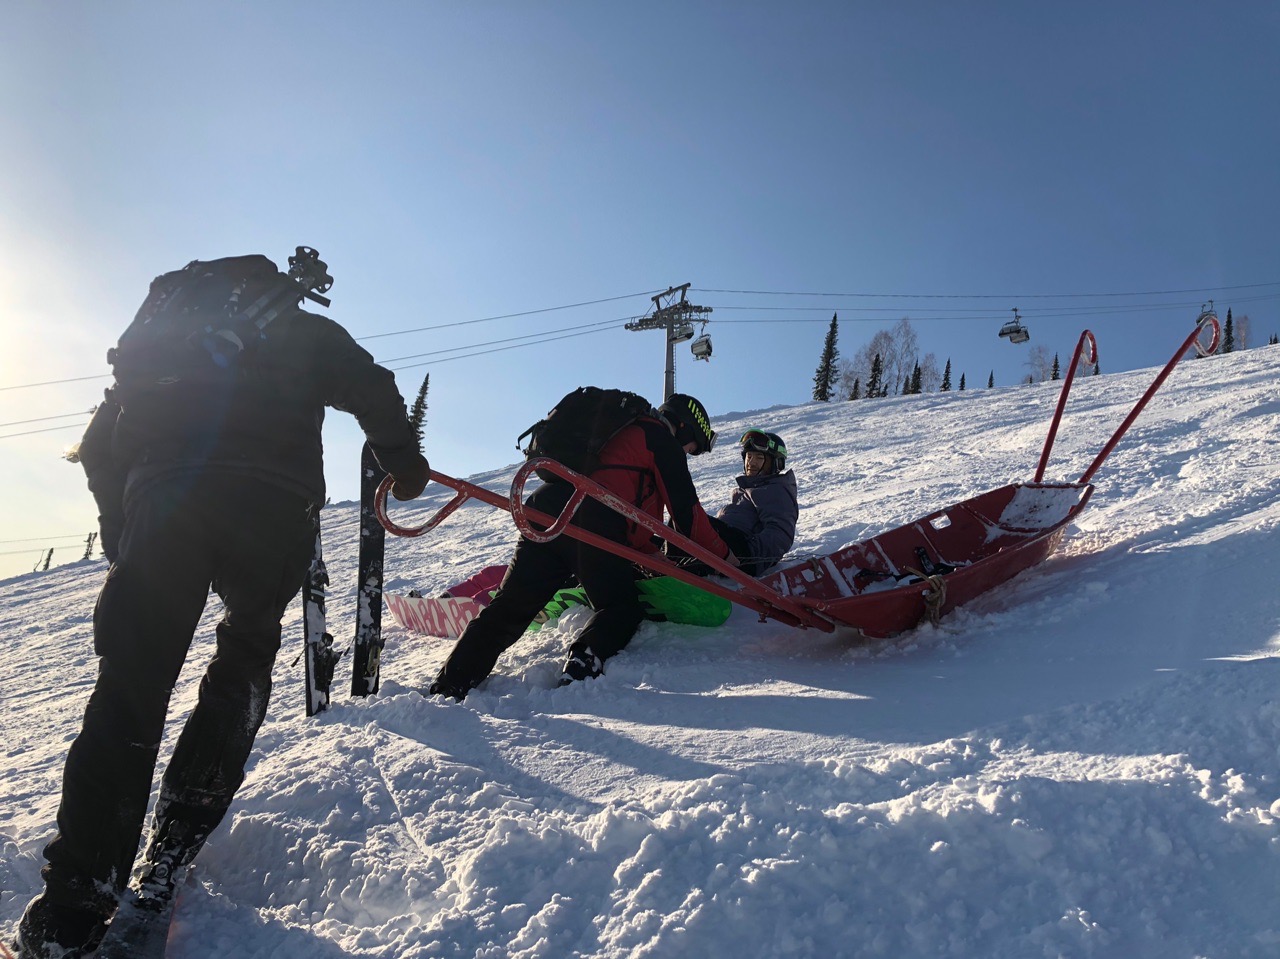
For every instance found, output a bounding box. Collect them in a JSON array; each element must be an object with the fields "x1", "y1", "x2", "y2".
[{"x1": 529, "y1": 576, "x2": 732, "y2": 631}]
